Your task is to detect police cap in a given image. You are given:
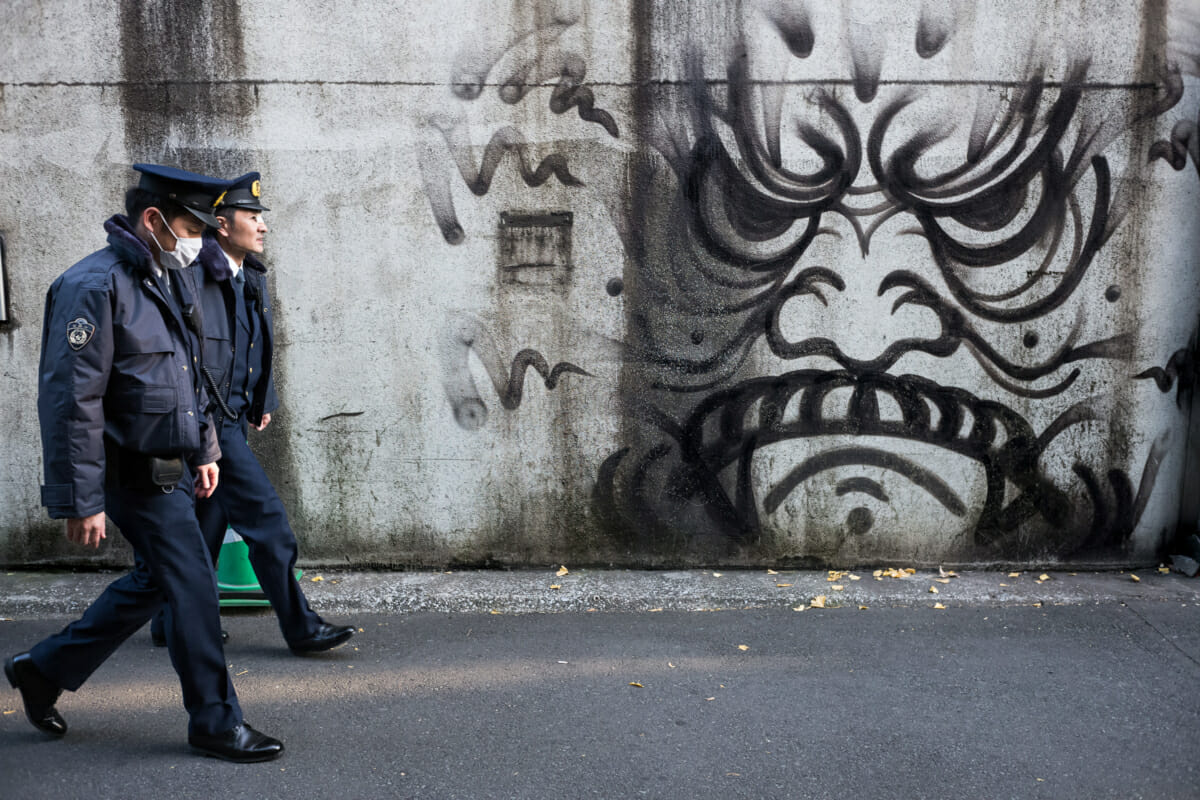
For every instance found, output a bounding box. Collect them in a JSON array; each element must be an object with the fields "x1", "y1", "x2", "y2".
[
  {"x1": 132, "y1": 163, "x2": 228, "y2": 227},
  {"x1": 214, "y1": 172, "x2": 269, "y2": 213}
]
